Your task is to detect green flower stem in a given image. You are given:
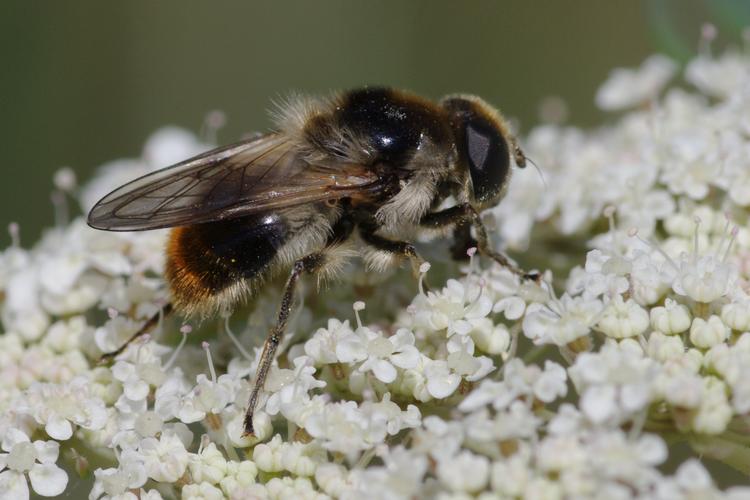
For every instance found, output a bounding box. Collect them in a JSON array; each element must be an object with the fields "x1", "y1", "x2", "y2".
[{"x1": 690, "y1": 434, "x2": 750, "y2": 476}]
